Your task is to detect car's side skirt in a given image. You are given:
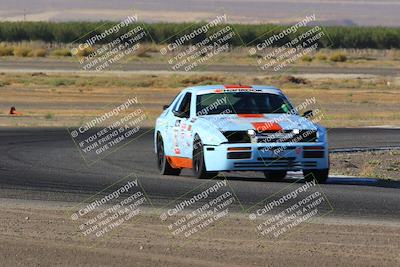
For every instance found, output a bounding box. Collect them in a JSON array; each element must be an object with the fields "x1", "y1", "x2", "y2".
[{"x1": 166, "y1": 156, "x2": 193, "y2": 169}]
